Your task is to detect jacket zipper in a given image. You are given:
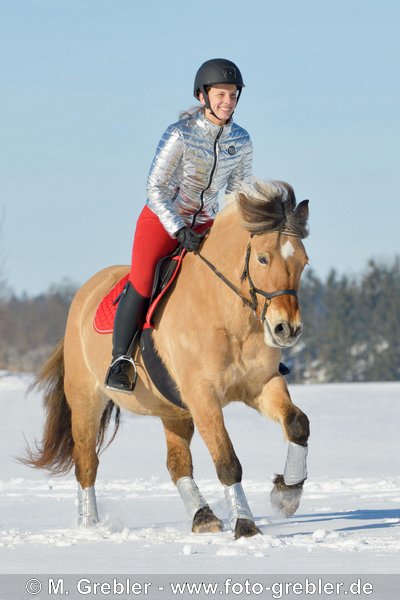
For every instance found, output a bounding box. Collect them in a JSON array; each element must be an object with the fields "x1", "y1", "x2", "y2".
[{"x1": 190, "y1": 127, "x2": 223, "y2": 229}]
